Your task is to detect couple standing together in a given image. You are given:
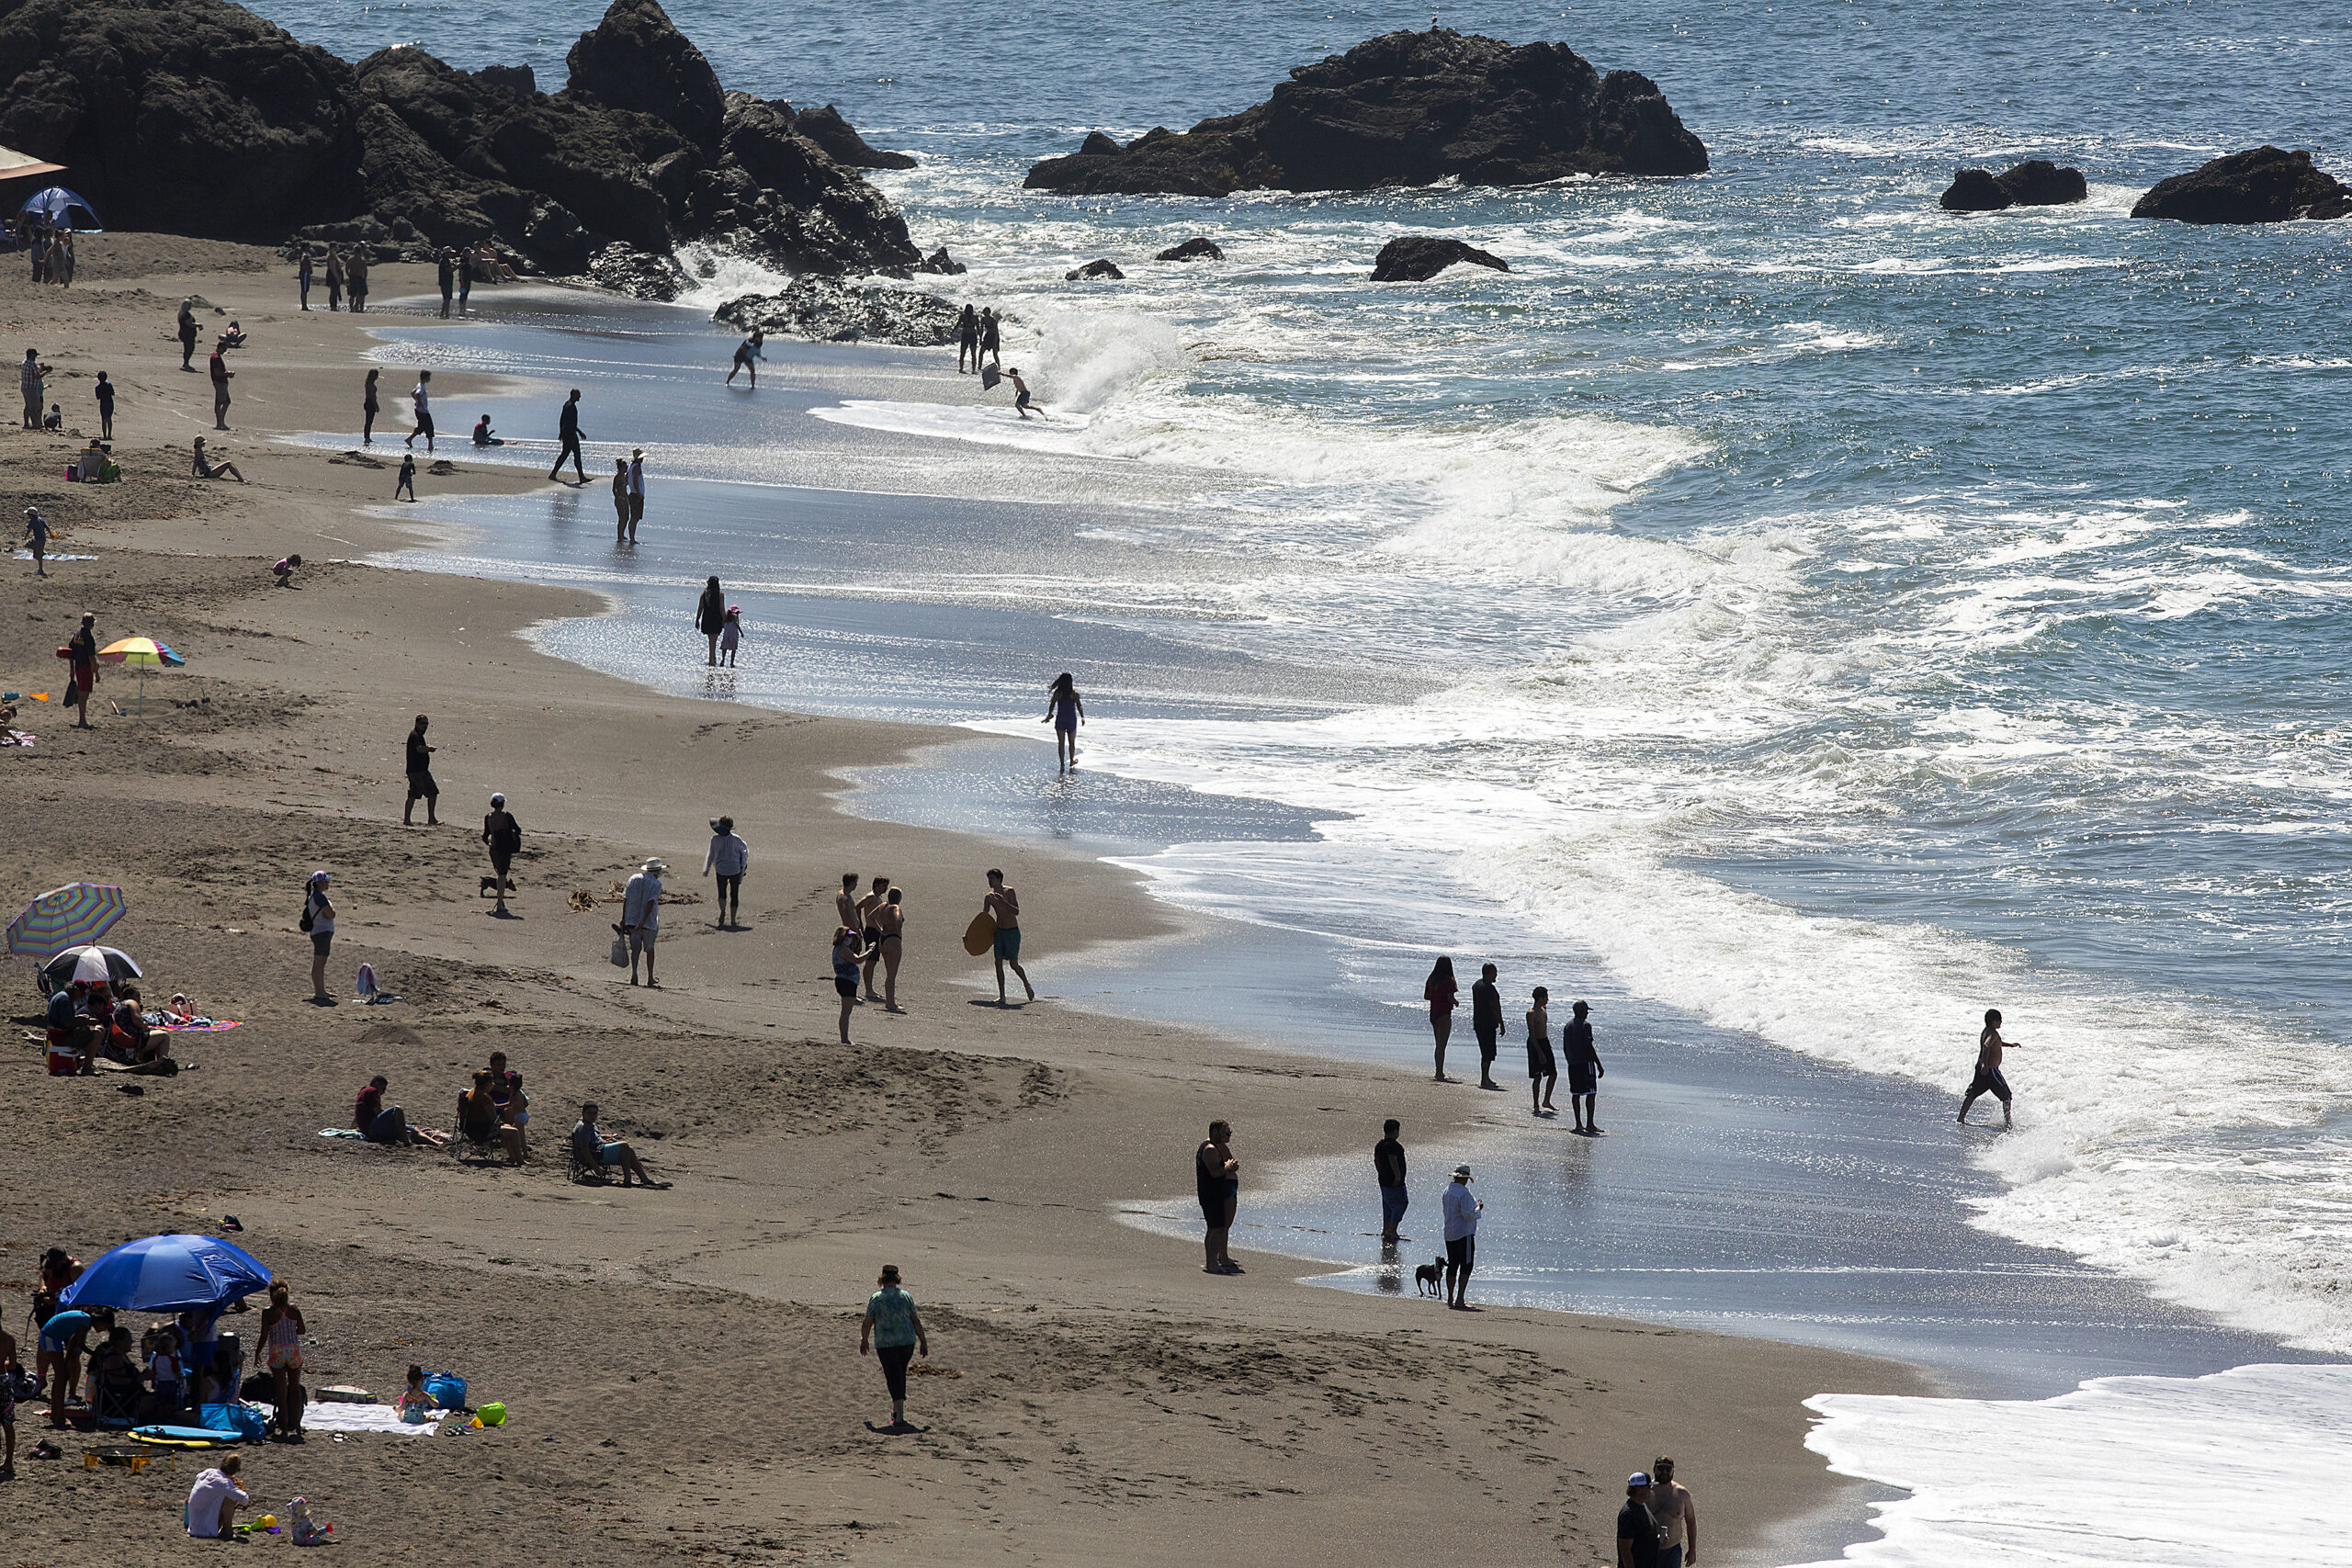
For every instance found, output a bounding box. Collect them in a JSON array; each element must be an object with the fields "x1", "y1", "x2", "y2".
[{"x1": 1425, "y1": 958, "x2": 1606, "y2": 1132}]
